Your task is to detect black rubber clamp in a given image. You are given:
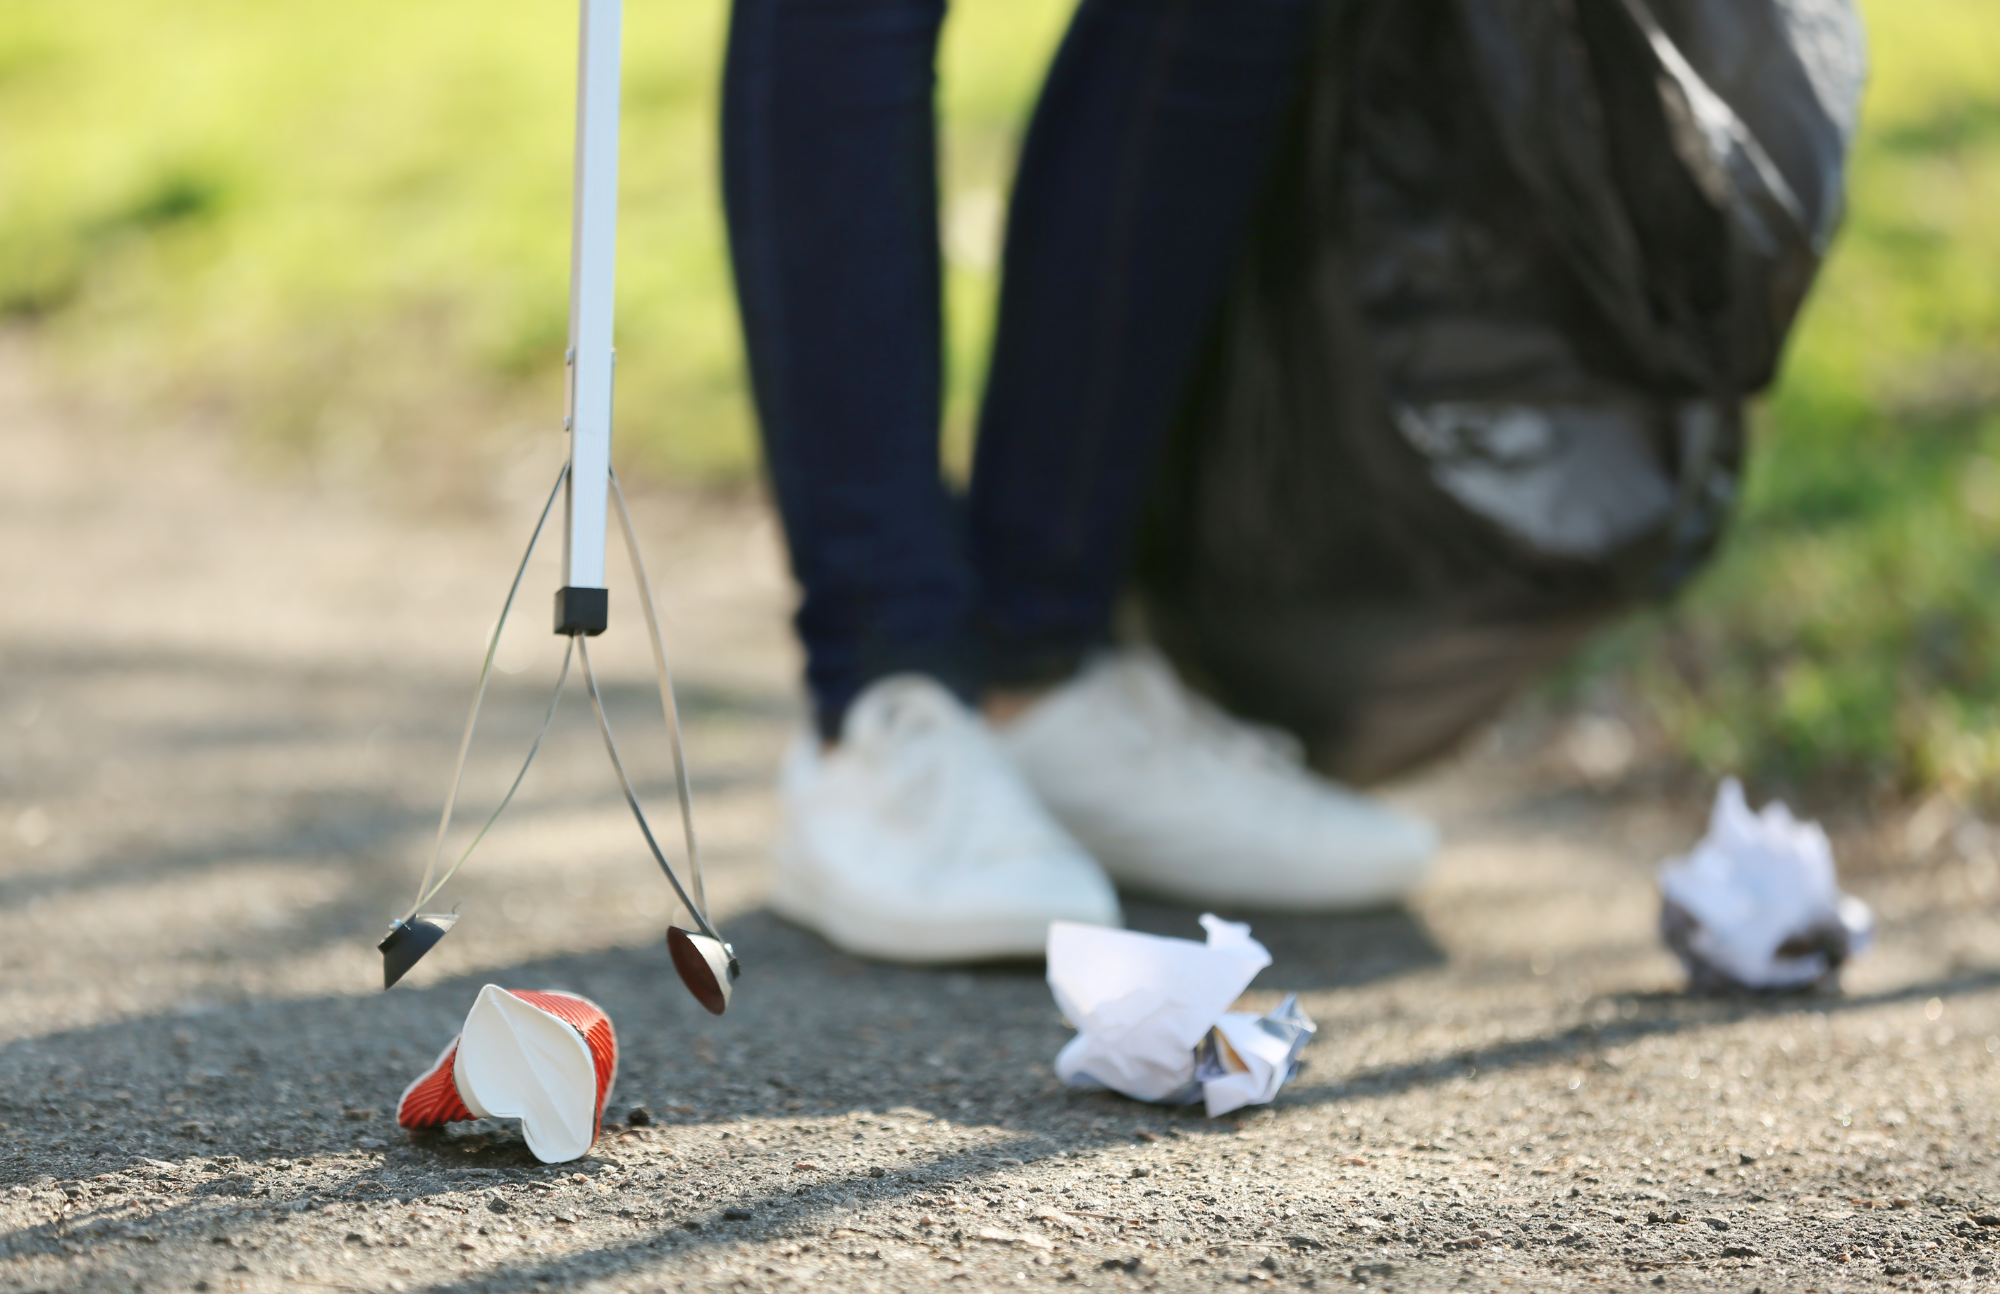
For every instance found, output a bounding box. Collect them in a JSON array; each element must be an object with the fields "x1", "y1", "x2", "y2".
[{"x1": 554, "y1": 586, "x2": 609, "y2": 636}]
